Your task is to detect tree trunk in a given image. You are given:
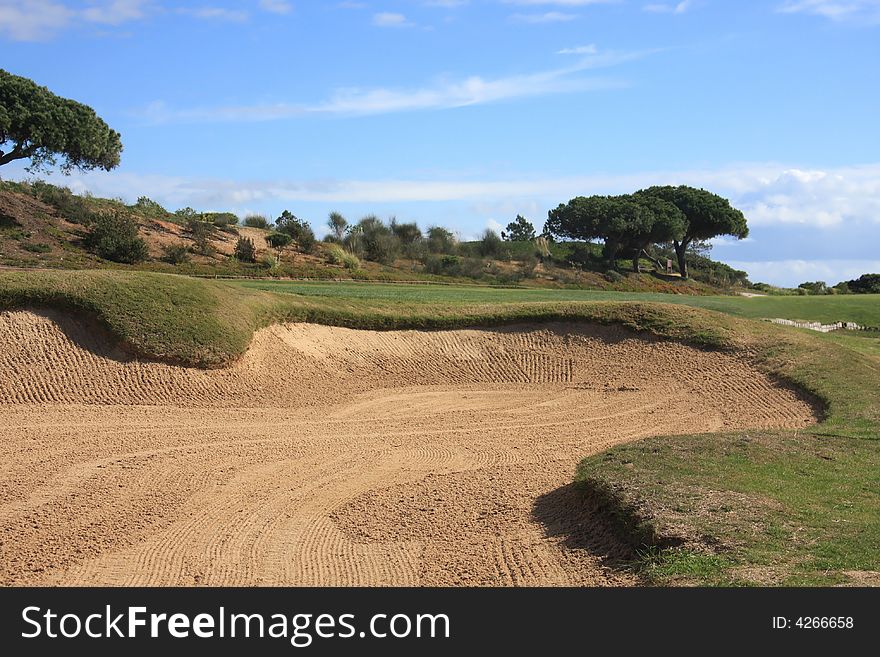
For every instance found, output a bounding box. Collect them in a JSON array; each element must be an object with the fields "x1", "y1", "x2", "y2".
[
  {"x1": 673, "y1": 238, "x2": 691, "y2": 280},
  {"x1": 632, "y1": 253, "x2": 640, "y2": 273}
]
